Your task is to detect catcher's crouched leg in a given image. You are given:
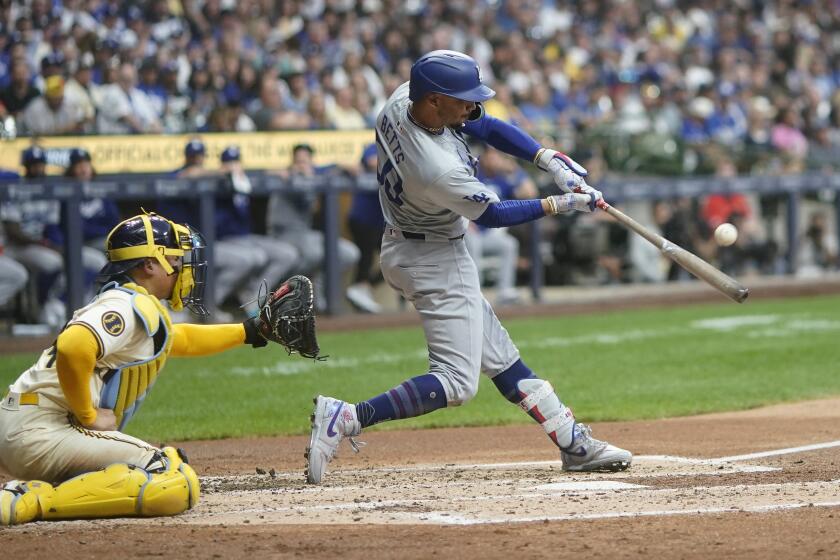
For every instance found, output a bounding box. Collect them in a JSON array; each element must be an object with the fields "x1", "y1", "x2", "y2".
[
  {"x1": 0, "y1": 447, "x2": 199, "y2": 525},
  {"x1": 0, "y1": 480, "x2": 54, "y2": 525}
]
